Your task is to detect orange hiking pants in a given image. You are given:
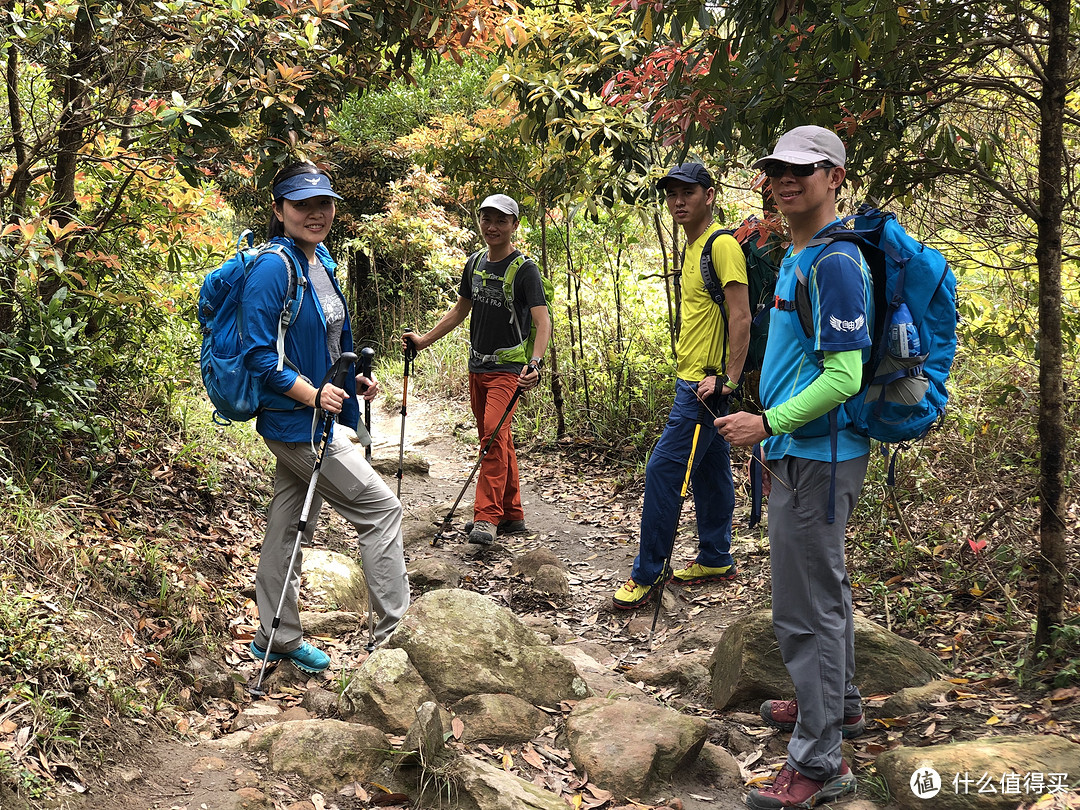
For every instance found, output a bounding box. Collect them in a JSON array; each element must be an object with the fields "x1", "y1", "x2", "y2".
[{"x1": 468, "y1": 371, "x2": 524, "y2": 525}]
